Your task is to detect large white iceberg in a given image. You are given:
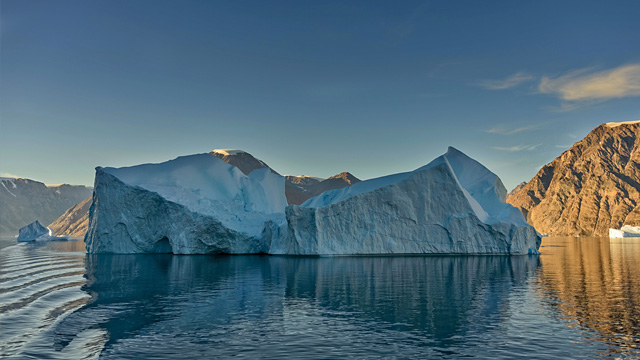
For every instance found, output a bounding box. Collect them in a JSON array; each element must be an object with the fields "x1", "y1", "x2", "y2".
[
  {"x1": 85, "y1": 148, "x2": 540, "y2": 255},
  {"x1": 275, "y1": 147, "x2": 540, "y2": 255},
  {"x1": 84, "y1": 154, "x2": 287, "y2": 254}
]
